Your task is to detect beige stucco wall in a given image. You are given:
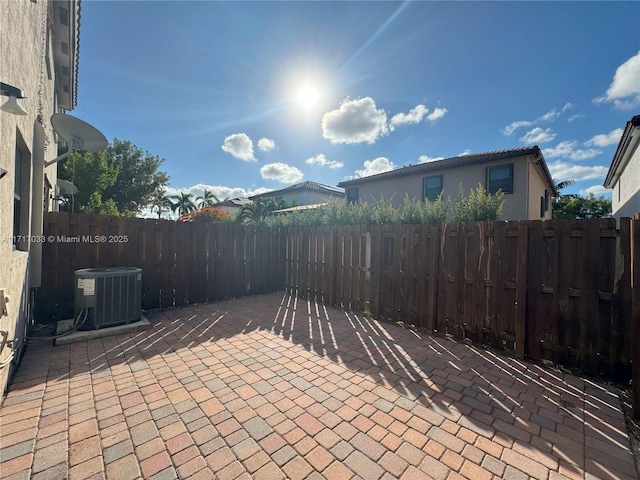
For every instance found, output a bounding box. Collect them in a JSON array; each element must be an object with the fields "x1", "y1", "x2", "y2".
[
  {"x1": 0, "y1": 0, "x2": 61, "y2": 395},
  {"x1": 347, "y1": 154, "x2": 544, "y2": 220},
  {"x1": 527, "y1": 159, "x2": 553, "y2": 220},
  {"x1": 612, "y1": 130, "x2": 640, "y2": 218}
]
